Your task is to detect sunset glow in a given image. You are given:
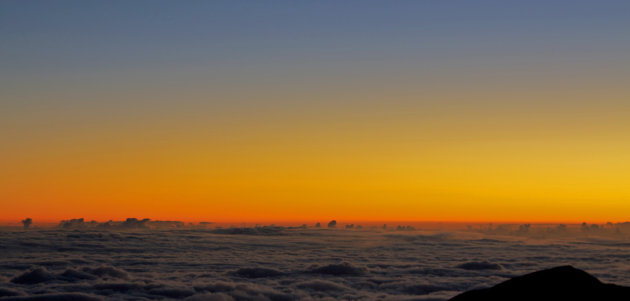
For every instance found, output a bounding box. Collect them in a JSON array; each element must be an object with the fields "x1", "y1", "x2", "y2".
[{"x1": 2, "y1": 1, "x2": 629, "y2": 224}]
